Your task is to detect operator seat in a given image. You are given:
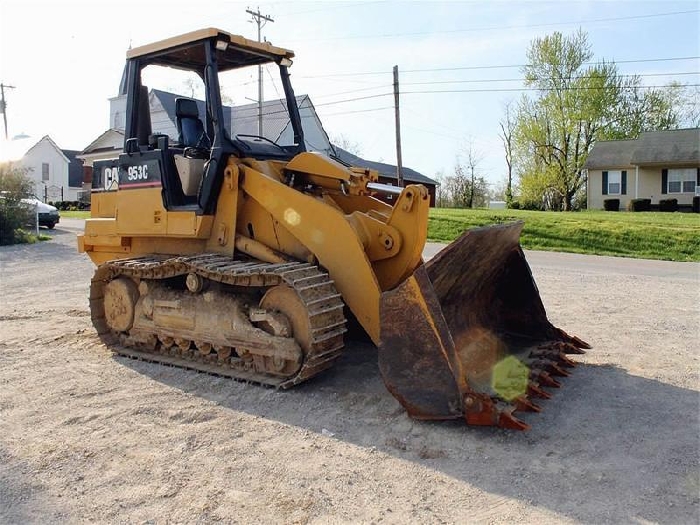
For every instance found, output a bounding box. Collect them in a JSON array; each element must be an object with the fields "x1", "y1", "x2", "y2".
[
  {"x1": 173, "y1": 98, "x2": 209, "y2": 203},
  {"x1": 175, "y1": 98, "x2": 211, "y2": 150}
]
